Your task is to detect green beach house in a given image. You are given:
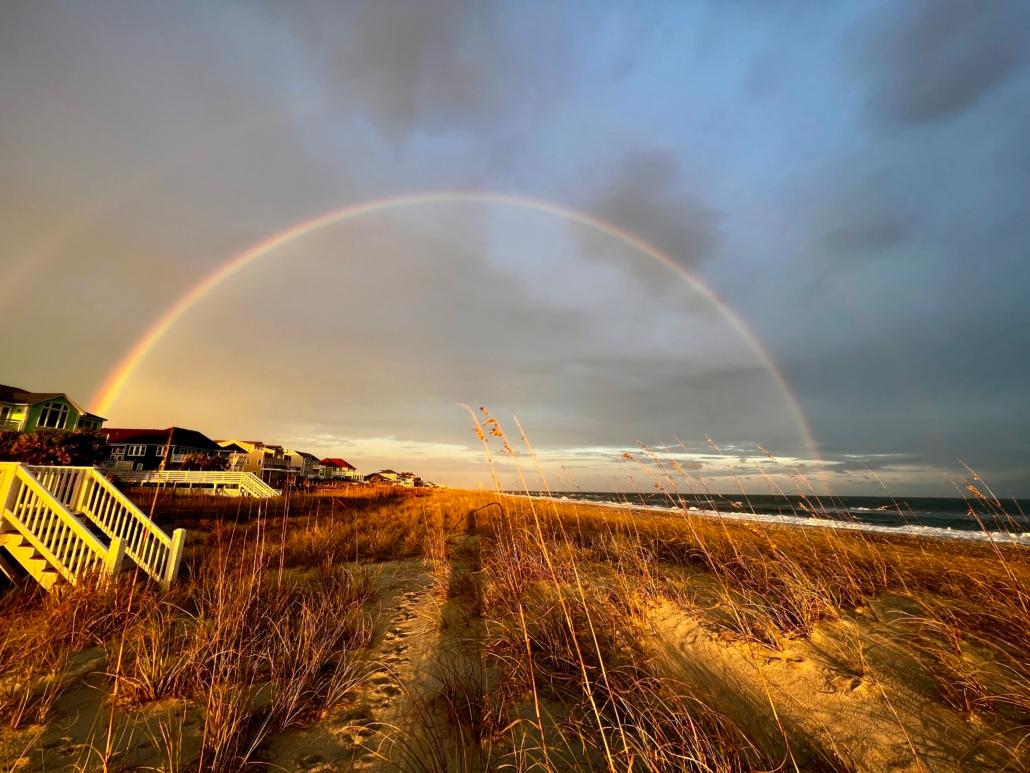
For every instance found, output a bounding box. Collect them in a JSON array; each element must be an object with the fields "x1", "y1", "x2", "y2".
[{"x1": 0, "y1": 384, "x2": 106, "y2": 433}]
